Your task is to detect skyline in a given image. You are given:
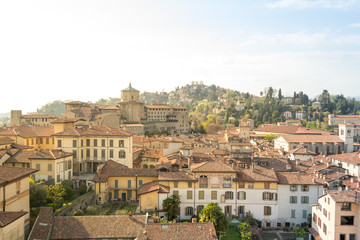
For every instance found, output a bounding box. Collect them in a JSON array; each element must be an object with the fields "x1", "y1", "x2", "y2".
[{"x1": 1, "y1": 0, "x2": 360, "y2": 113}]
